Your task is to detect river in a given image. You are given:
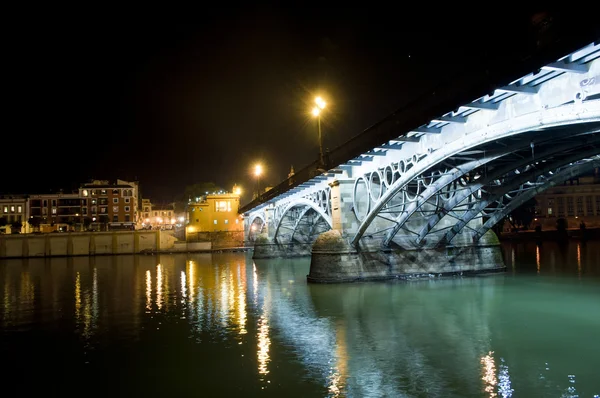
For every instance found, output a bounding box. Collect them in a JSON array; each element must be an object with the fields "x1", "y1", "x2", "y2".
[{"x1": 1, "y1": 240, "x2": 599, "y2": 397}]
